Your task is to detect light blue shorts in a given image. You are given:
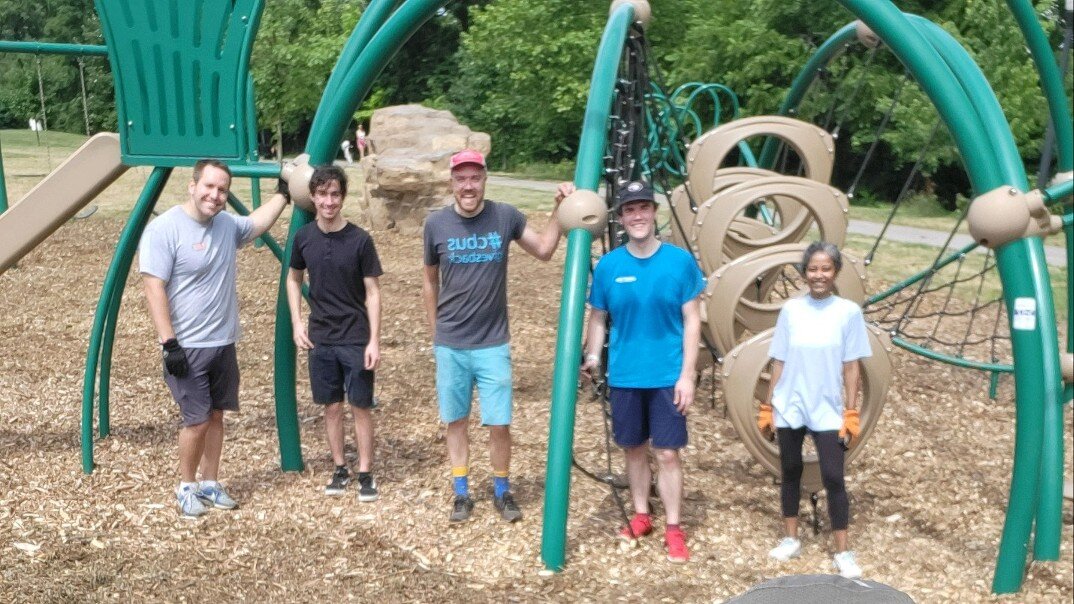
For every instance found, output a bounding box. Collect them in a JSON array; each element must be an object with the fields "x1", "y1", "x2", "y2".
[{"x1": 434, "y1": 343, "x2": 513, "y2": 425}]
